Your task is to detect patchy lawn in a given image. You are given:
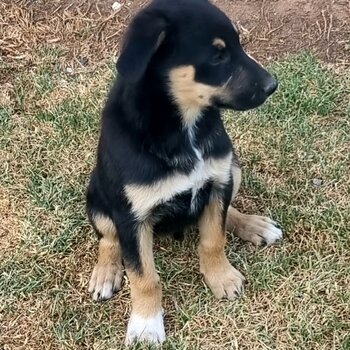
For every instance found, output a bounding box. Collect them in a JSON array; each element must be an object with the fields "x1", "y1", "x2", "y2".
[{"x1": 1, "y1": 46, "x2": 349, "y2": 350}]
